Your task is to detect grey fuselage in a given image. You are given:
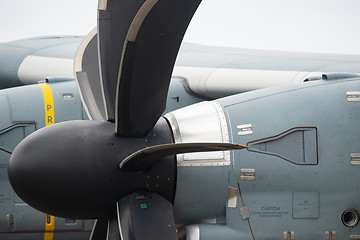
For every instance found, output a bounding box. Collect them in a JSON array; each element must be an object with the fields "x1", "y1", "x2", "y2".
[
  {"x1": 1, "y1": 36, "x2": 360, "y2": 239},
  {"x1": 0, "y1": 77, "x2": 204, "y2": 239},
  {"x1": 0, "y1": 80, "x2": 92, "y2": 239},
  {"x1": 168, "y1": 77, "x2": 360, "y2": 239}
]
